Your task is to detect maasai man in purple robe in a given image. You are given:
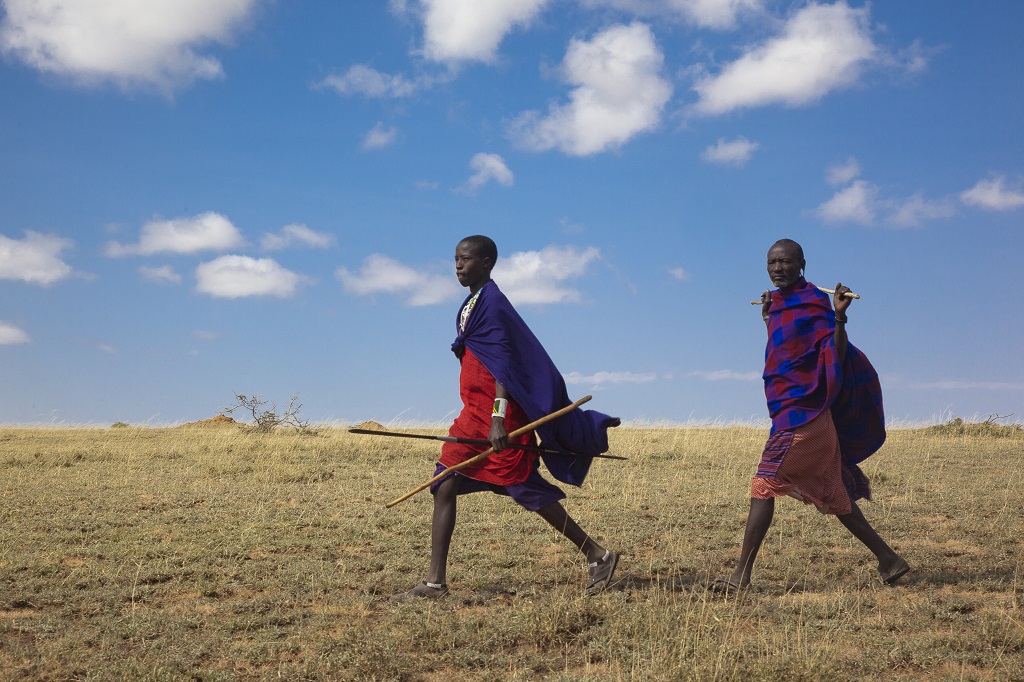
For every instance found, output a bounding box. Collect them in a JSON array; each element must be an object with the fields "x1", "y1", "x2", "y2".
[
  {"x1": 397, "y1": 235, "x2": 621, "y2": 600},
  {"x1": 710, "y1": 239, "x2": 909, "y2": 593}
]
